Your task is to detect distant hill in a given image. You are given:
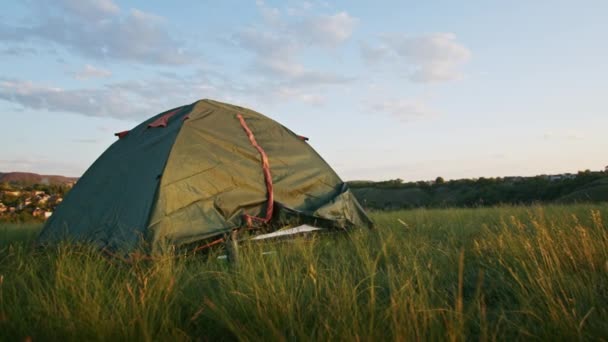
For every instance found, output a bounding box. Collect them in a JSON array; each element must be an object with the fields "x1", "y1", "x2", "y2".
[
  {"x1": 0, "y1": 172, "x2": 78, "y2": 185},
  {"x1": 557, "y1": 178, "x2": 608, "y2": 203},
  {"x1": 349, "y1": 171, "x2": 608, "y2": 209}
]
